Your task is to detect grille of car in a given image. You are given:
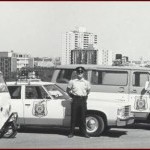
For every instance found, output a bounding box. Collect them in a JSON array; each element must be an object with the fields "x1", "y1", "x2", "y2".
[{"x1": 124, "y1": 105, "x2": 131, "y2": 117}]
